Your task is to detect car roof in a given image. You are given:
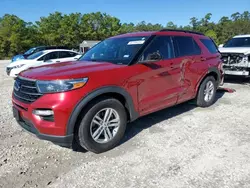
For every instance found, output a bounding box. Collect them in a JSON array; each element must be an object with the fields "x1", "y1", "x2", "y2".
[
  {"x1": 111, "y1": 30, "x2": 207, "y2": 39},
  {"x1": 233, "y1": 34, "x2": 250, "y2": 38},
  {"x1": 42, "y1": 49, "x2": 77, "y2": 53}
]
